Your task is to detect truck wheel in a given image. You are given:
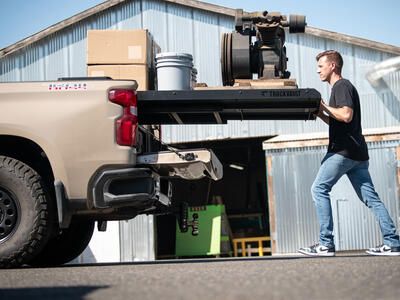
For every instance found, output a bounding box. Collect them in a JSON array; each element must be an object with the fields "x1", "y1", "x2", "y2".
[
  {"x1": 29, "y1": 218, "x2": 95, "y2": 266},
  {"x1": 0, "y1": 156, "x2": 53, "y2": 268}
]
